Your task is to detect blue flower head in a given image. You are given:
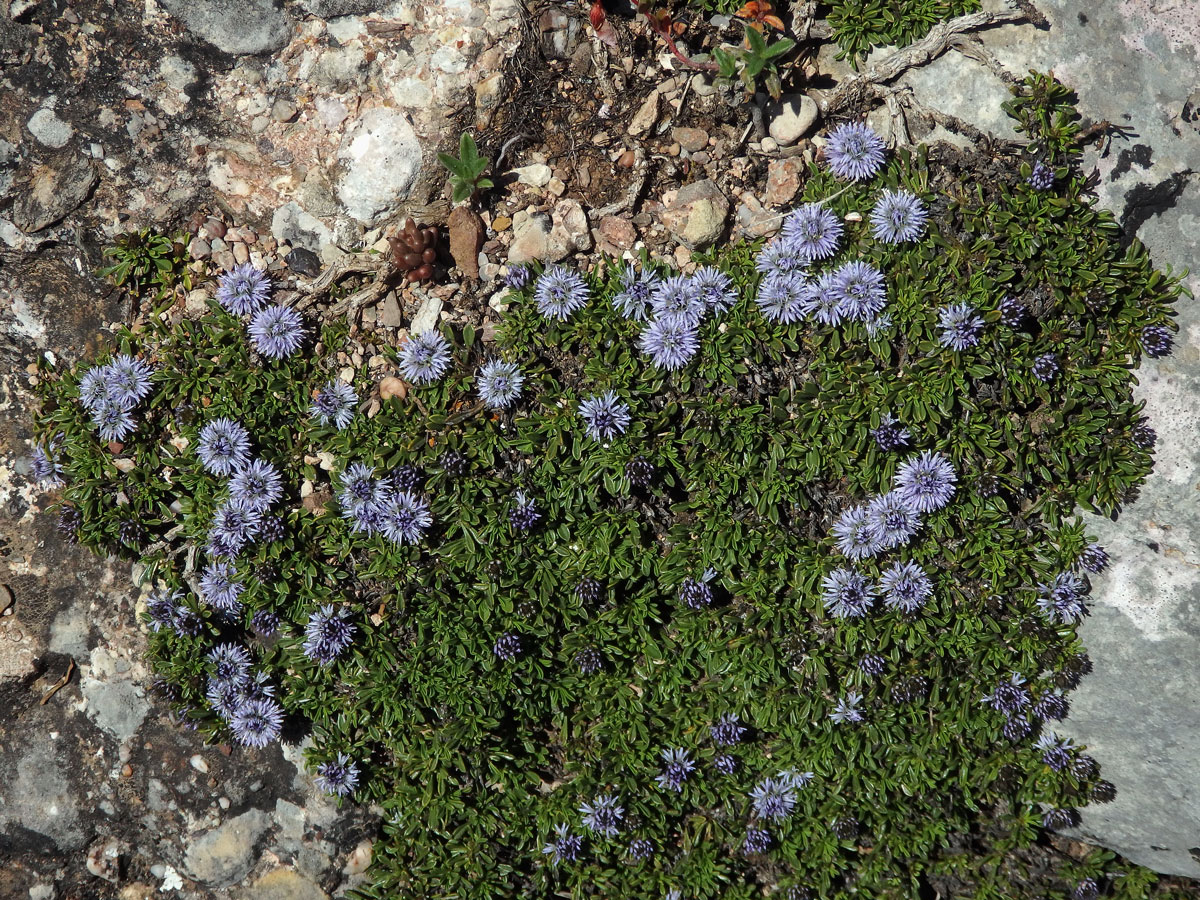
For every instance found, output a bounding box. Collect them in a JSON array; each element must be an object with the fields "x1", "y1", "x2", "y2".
[
  {"x1": 505, "y1": 265, "x2": 531, "y2": 290},
  {"x1": 650, "y1": 274, "x2": 707, "y2": 326},
  {"x1": 822, "y1": 567, "x2": 875, "y2": 619},
  {"x1": 756, "y1": 271, "x2": 807, "y2": 325},
  {"x1": 200, "y1": 561, "x2": 245, "y2": 614},
  {"x1": 303, "y1": 604, "x2": 356, "y2": 665},
  {"x1": 691, "y1": 266, "x2": 737, "y2": 316},
  {"x1": 938, "y1": 303, "x2": 985, "y2": 351},
  {"x1": 217, "y1": 263, "x2": 272, "y2": 316},
  {"x1": 825, "y1": 121, "x2": 886, "y2": 181},
  {"x1": 829, "y1": 691, "x2": 864, "y2": 724},
  {"x1": 476, "y1": 359, "x2": 525, "y2": 409},
  {"x1": 1141, "y1": 324, "x2": 1174, "y2": 358},
  {"x1": 209, "y1": 499, "x2": 262, "y2": 556},
  {"x1": 870, "y1": 189, "x2": 927, "y2": 243},
  {"x1": 743, "y1": 828, "x2": 772, "y2": 855},
  {"x1": 655, "y1": 747, "x2": 695, "y2": 793},
  {"x1": 197, "y1": 417, "x2": 251, "y2": 477},
  {"x1": 534, "y1": 265, "x2": 590, "y2": 320},
  {"x1": 106, "y1": 355, "x2": 155, "y2": 408},
  {"x1": 1036, "y1": 572, "x2": 1088, "y2": 623},
  {"x1": 230, "y1": 697, "x2": 284, "y2": 748},
  {"x1": 878, "y1": 560, "x2": 933, "y2": 613},
  {"x1": 31, "y1": 439, "x2": 65, "y2": 489},
  {"x1": 612, "y1": 262, "x2": 661, "y2": 321},
  {"x1": 542, "y1": 823, "x2": 583, "y2": 866},
  {"x1": 310, "y1": 380, "x2": 358, "y2": 430},
  {"x1": 831, "y1": 505, "x2": 881, "y2": 562},
  {"x1": 229, "y1": 459, "x2": 283, "y2": 513},
  {"x1": 1028, "y1": 161, "x2": 1055, "y2": 191},
  {"x1": 579, "y1": 390, "x2": 631, "y2": 442},
  {"x1": 780, "y1": 203, "x2": 842, "y2": 262},
  {"x1": 207, "y1": 643, "x2": 252, "y2": 687},
  {"x1": 315, "y1": 752, "x2": 361, "y2": 796},
  {"x1": 248, "y1": 304, "x2": 305, "y2": 359},
  {"x1": 79, "y1": 365, "x2": 116, "y2": 416},
  {"x1": 579, "y1": 793, "x2": 624, "y2": 837},
  {"x1": 750, "y1": 773, "x2": 803, "y2": 822},
  {"x1": 755, "y1": 235, "x2": 809, "y2": 277},
  {"x1": 800, "y1": 271, "x2": 844, "y2": 327},
  {"x1": 865, "y1": 491, "x2": 921, "y2": 550},
  {"x1": 982, "y1": 672, "x2": 1031, "y2": 714},
  {"x1": 93, "y1": 404, "x2": 136, "y2": 443},
  {"x1": 639, "y1": 317, "x2": 699, "y2": 371},
  {"x1": 893, "y1": 451, "x2": 956, "y2": 513},
  {"x1": 710, "y1": 712, "x2": 747, "y2": 746},
  {"x1": 398, "y1": 330, "x2": 452, "y2": 385},
  {"x1": 510, "y1": 490, "x2": 541, "y2": 531},
  {"x1": 1032, "y1": 352, "x2": 1060, "y2": 383},
  {"x1": 831, "y1": 260, "x2": 887, "y2": 322},
  {"x1": 380, "y1": 491, "x2": 433, "y2": 546}
]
